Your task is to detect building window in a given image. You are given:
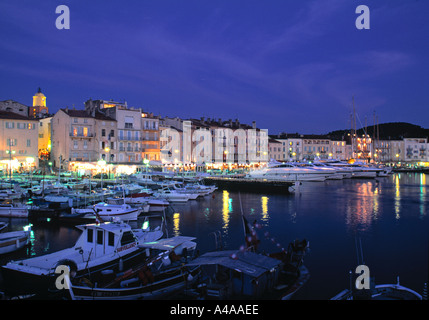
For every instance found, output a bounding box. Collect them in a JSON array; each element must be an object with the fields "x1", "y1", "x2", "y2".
[
  {"x1": 102, "y1": 129, "x2": 106, "y2": 137},
  {"x1": 27, "y1": 139, "x2": 31, "y2": 147}
]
